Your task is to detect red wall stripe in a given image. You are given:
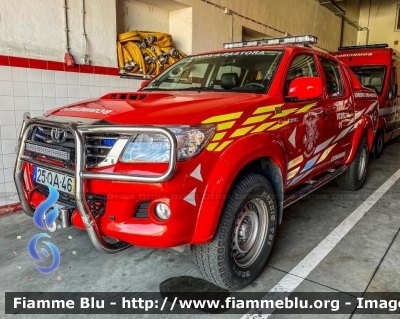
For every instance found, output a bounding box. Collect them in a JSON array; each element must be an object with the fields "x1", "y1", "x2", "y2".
[
  {"x1": 0, "y1": 203, "x2": 22, "y2": 217},
  {"x1": 0, "y1": 54, "x2": 119, "y2": 76}
]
